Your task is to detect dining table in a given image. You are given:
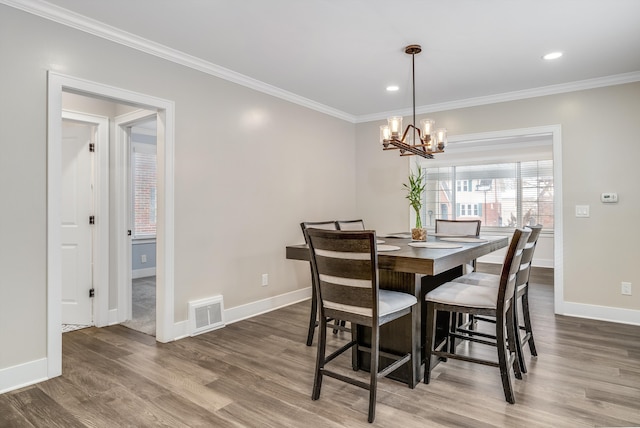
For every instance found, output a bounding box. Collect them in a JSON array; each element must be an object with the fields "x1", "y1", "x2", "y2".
[{"x1": 285, "y1": 232, "x2": 508, "y2": 388}]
